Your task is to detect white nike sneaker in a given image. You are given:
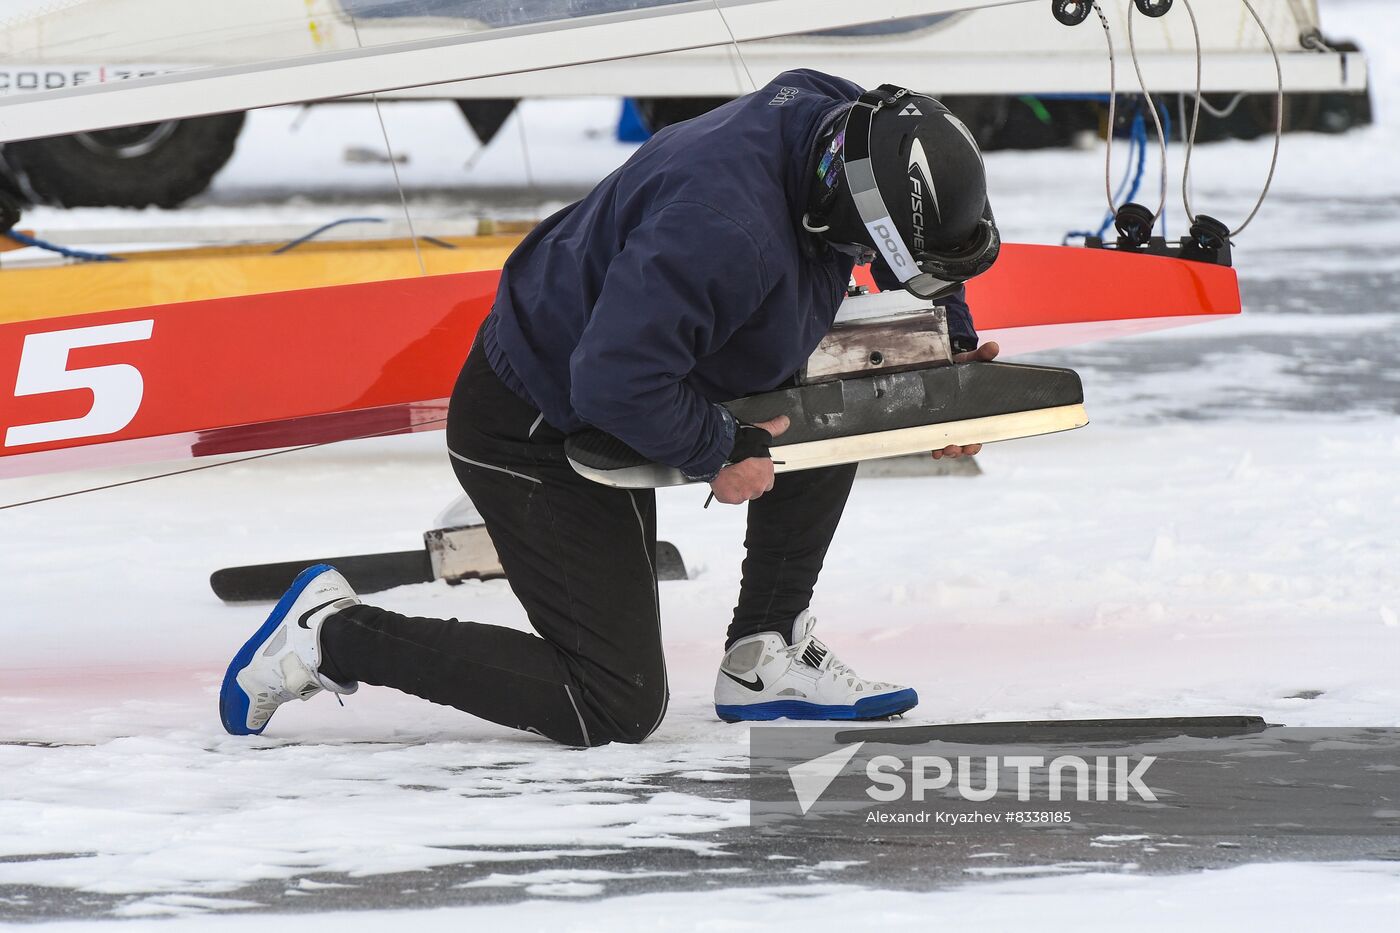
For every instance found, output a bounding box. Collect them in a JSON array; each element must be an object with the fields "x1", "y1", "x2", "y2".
[
  {"x1": 714, "y1": 610, "x2": 918, "y2": 722},
  {"x1": 219, "y1": 564, "x2": 360, "y2": 736}
]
